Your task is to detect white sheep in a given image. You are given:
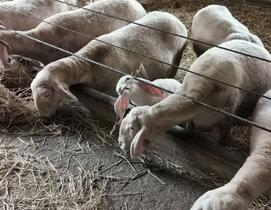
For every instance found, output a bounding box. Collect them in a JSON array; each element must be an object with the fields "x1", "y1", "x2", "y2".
[
  {"x1": 118, "y1": 39, "x2": 271, "y2": 156},
  {"x1": 0, "y1": 0, "x2": 76, "y2": 31},
  {"x1": 0, "y1": 0, "x2": 146, "y2": 66},
  {"x1": 191, "y1": 5, "x2": 264, "y2": 56},
  {"x1": 114, "y1": 64, "x2": 182, "y2": 118},
  {"x1": 31, "y1": 11, "x2": 188, "y2": 118},
  {"x1": 118, "y1": 40, "x2": 271, "y2": 209},
  {"x1": 191, "y1": 89, "x2": 271, "y2": 209}
]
